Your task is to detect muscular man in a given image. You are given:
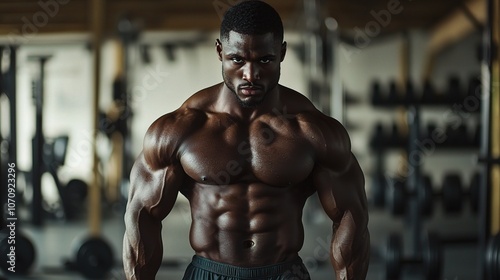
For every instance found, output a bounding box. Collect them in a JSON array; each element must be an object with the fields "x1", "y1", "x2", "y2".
[{"x1": 123, "y1": 1, "x2": 370, "y2": 279}]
